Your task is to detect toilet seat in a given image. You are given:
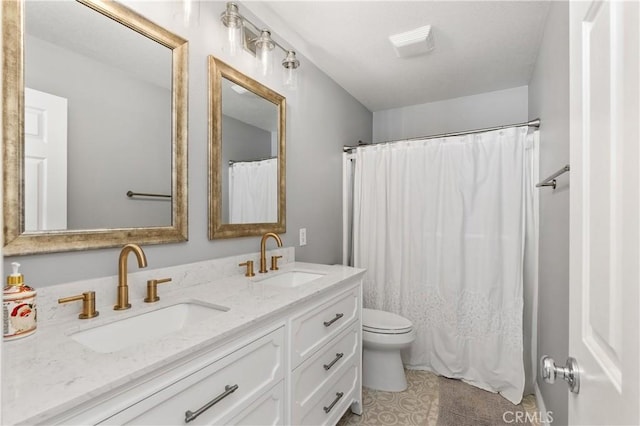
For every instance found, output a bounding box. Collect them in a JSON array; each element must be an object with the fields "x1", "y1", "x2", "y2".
[{"x1": 363, "y1": 308, "x2": 413, "y2": 334}]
